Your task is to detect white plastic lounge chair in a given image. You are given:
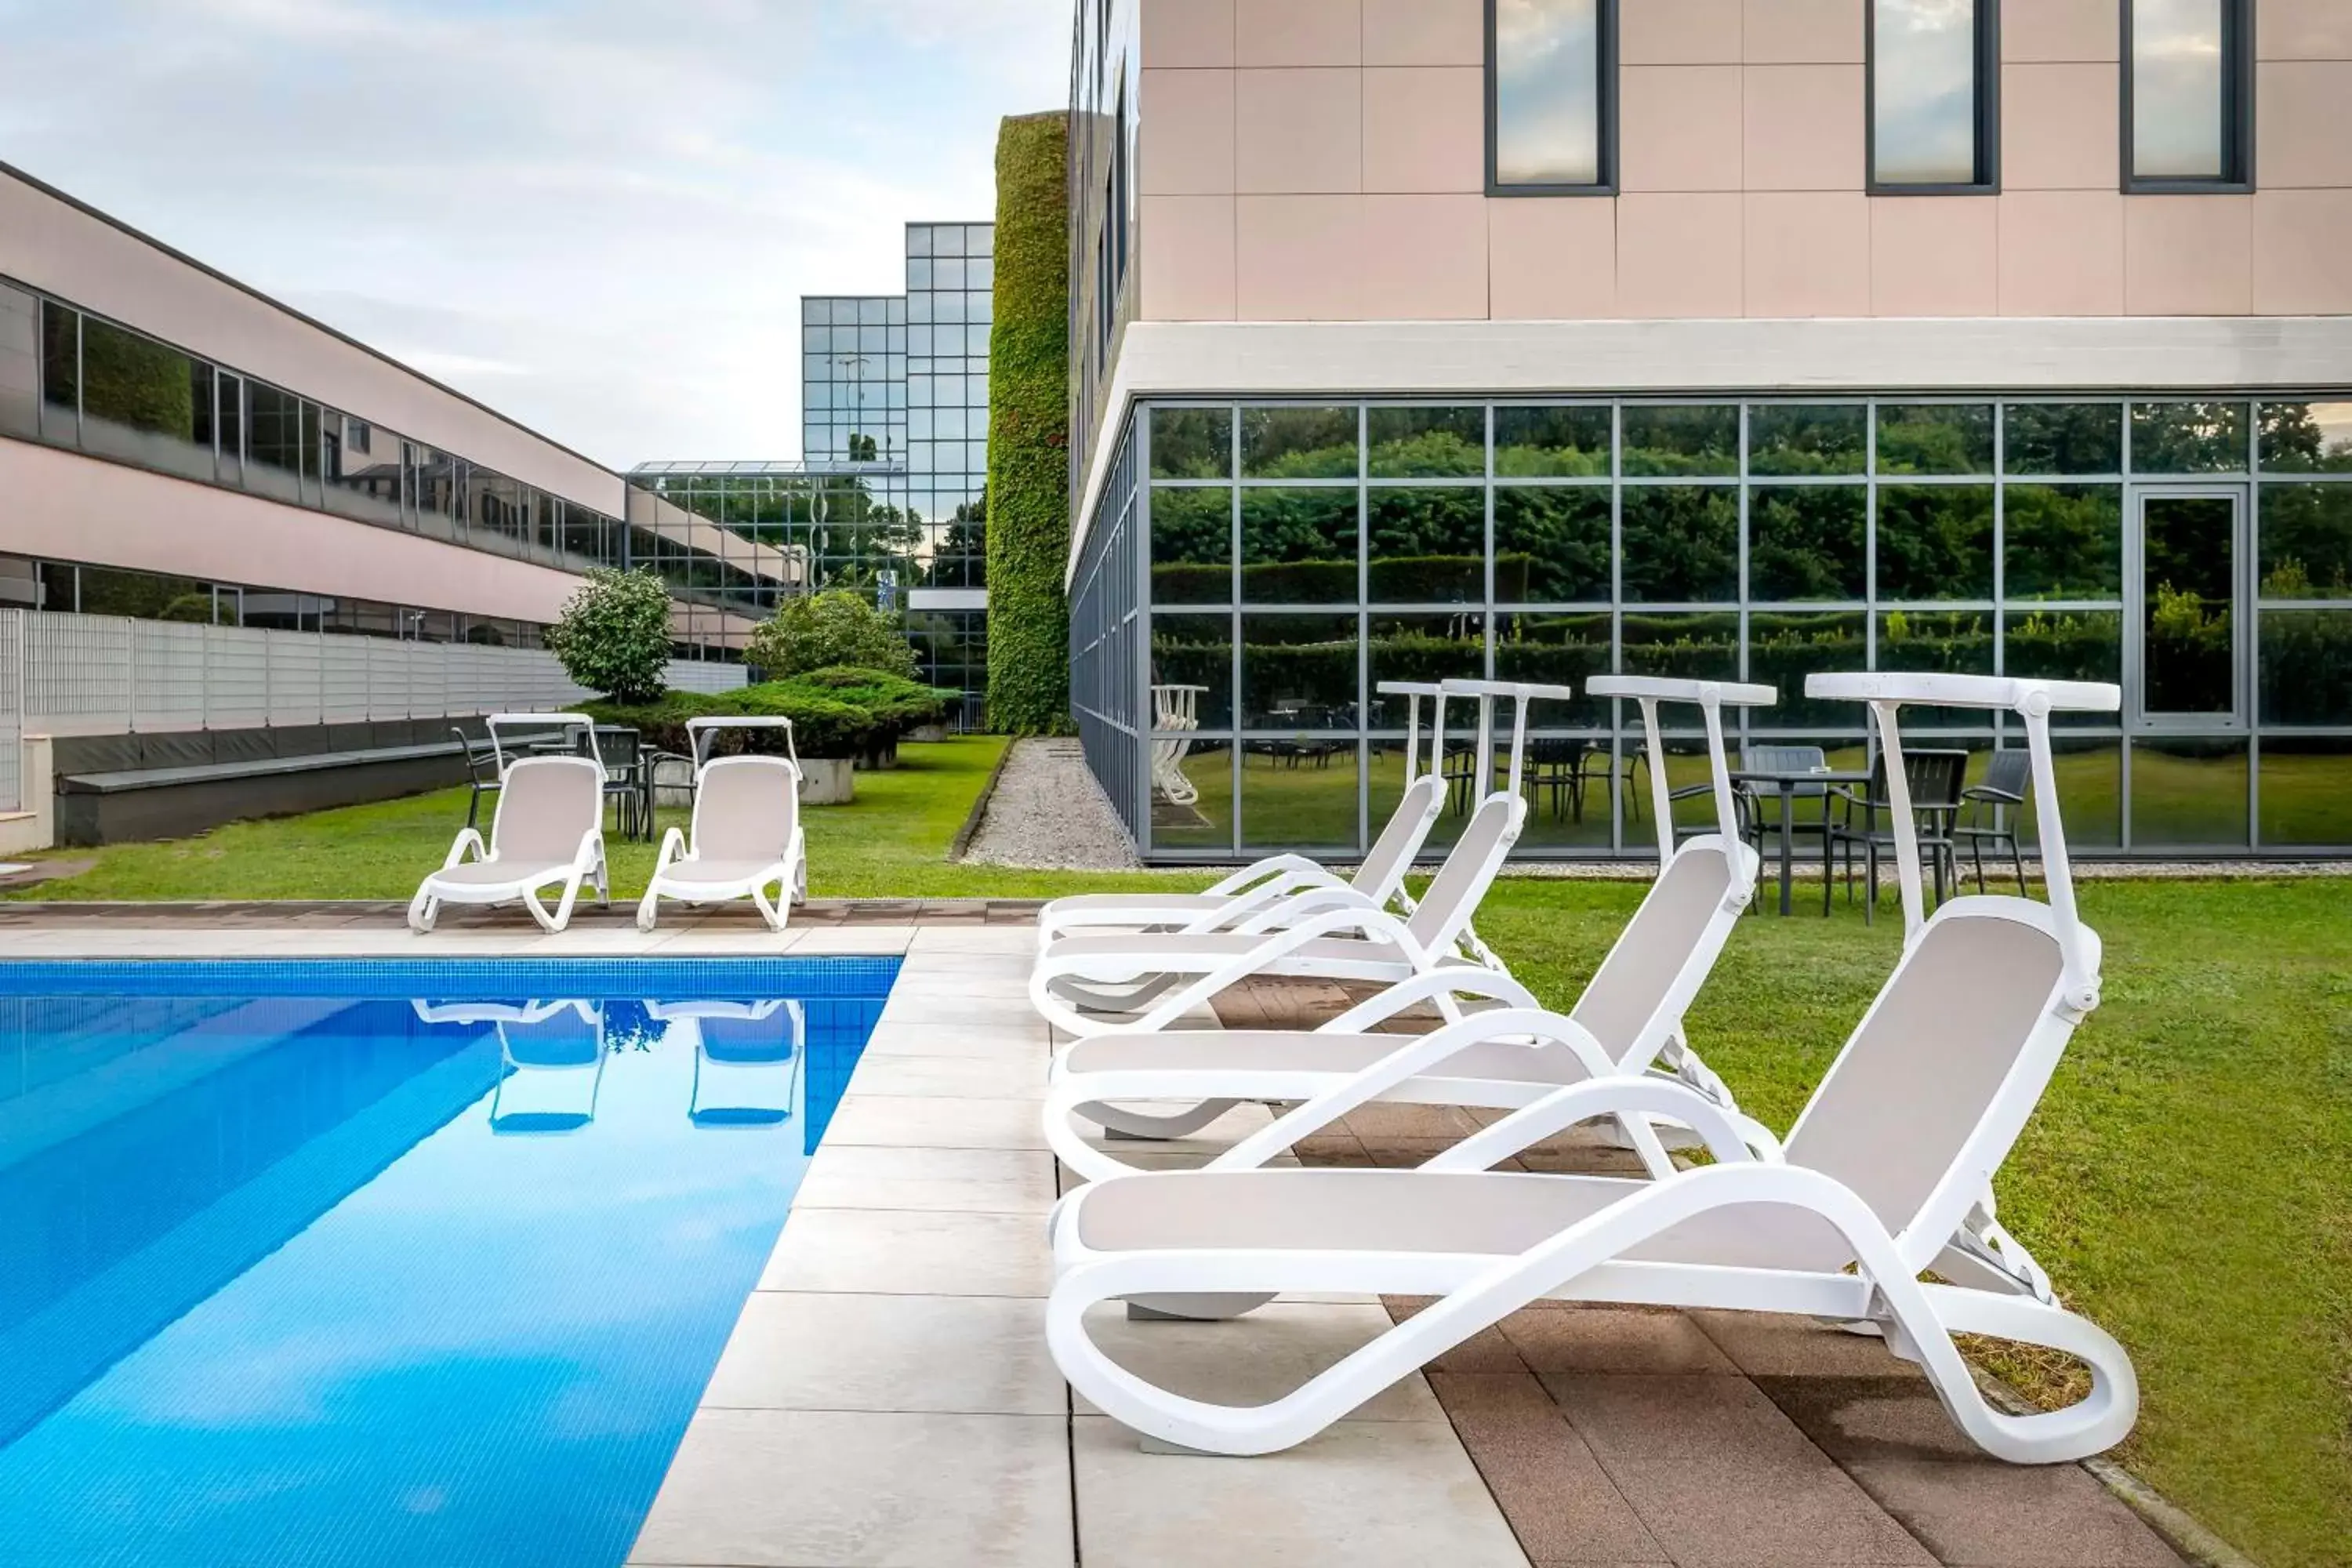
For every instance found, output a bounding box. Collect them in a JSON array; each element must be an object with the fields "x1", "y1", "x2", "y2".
[
  {"x1": 637, "y1": 735, "x2": 807, "y2": 932},
  {"x1": 1035, "y1": 683, "x2": 1454, "y2": 949},
  {"x1": 1044, "y1": 677, "x2": 1777, "y2": 1184},
  {"x1": 408, "y1": 746, "x2": 608, "y2": 935},
  {"x1": 1045, "y1": 673, "x2": 2137, "y2": 1466}
]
